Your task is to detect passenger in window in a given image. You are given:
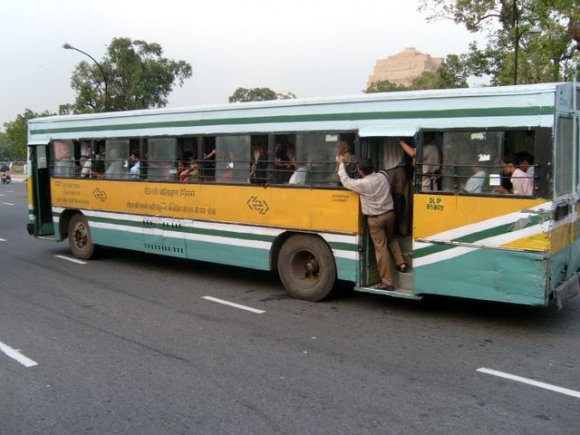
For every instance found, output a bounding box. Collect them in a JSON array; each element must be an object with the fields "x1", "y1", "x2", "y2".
[
  {"x1": 80, "y1": 146, "x2": 93, "y2": 178},
  {"x1": 336, "y1": 139, "x2": 358, "y2": 178},
  {"x1": 399, "y1": 137, "x2": 441, "y2": 191},
  {"x1": 274, "y1": 143, "x2": 295, "y2": 183},
  {"x1": 501, "y1": 154, "x2": 533, "y2": 195},
  {"x1": 517, "y1": 151, "x2": 534, "y2": 180},
  {"x1": 129, "y1": 151, "x2": 141, "y2": 179},
  {"x1": 202, "y1": 144, "x2": 216, "y2": 181},
  {"x1": 249, "y1": 144, "x2": 268, "y2": 185},
  {"x1": 463, "y1": 159, "x2": 487, "y2": 193},
  {"x1": 178, "y1": 153, "x2": 199, "y2": 182}
]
